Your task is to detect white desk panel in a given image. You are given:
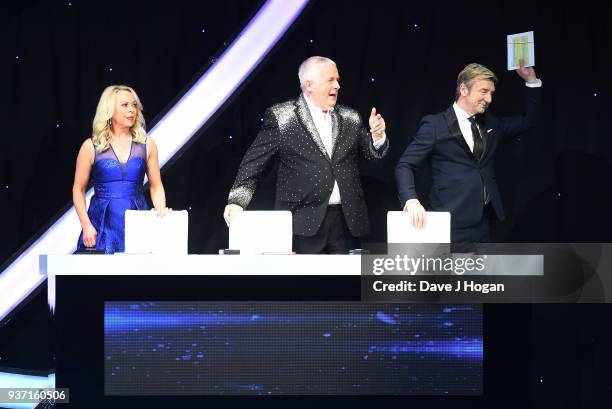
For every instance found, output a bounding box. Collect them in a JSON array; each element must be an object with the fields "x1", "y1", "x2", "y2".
[{"x1": 41, "y1": 254, "x2": 361, "y2": 276}]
